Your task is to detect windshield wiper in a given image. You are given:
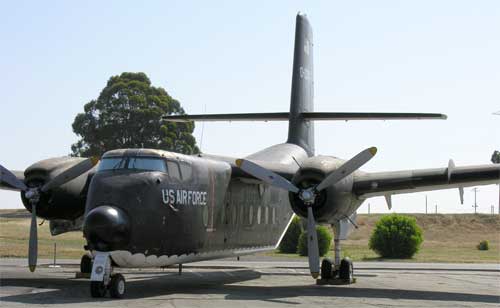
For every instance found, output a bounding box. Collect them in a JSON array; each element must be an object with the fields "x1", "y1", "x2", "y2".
[{"x1": 112, "y1": 157, "x2": 127, "y2": 170}]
